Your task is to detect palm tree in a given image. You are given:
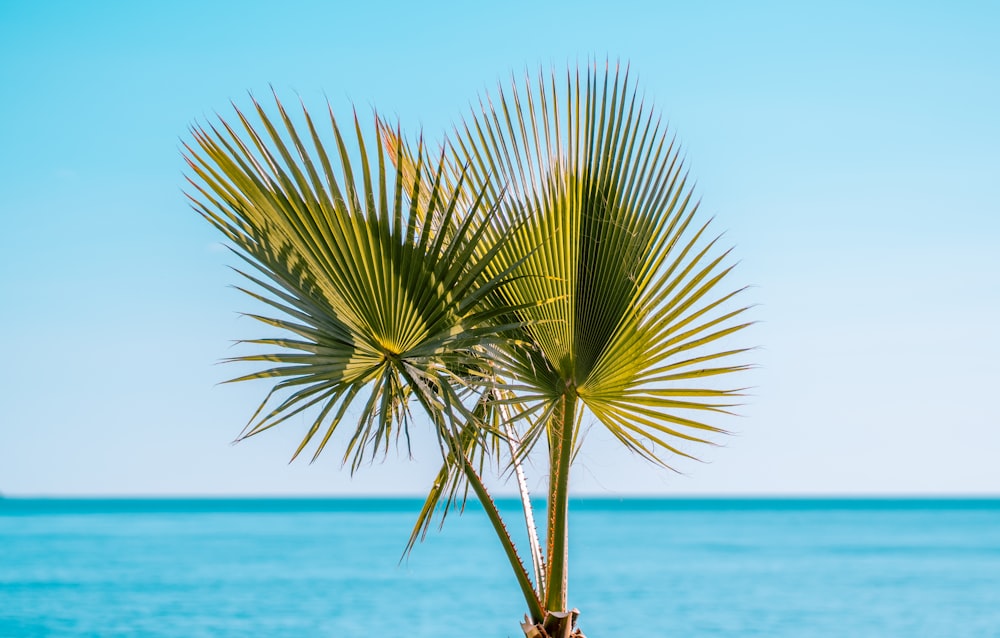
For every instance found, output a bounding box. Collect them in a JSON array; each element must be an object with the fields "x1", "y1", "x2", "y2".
[{"x1": 185, "y1": 63, "x2": 751, "y2": 638}]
